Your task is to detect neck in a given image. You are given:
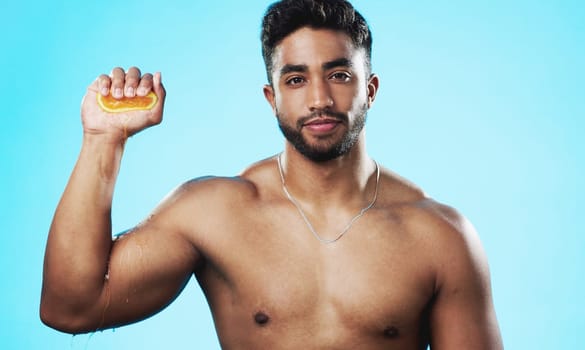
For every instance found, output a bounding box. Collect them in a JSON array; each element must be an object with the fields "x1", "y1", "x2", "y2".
[{"x1": 278, "y1": 140, "x2": 377, "y2": 208}]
